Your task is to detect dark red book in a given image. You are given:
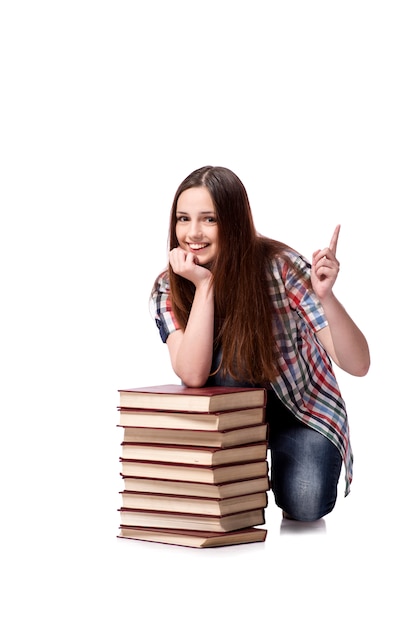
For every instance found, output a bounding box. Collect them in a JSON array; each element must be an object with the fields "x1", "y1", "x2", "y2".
[
  {"x1": 120, "y1": 489, "x2": 268, "y2": 516},
  {"x1": 119, "y1": 423, "x2": 268, "y2": 448},
  {"x1": 118, "y1": 507, "x2": 266, "y2": 532},
  {"x1": 117, "y1": 406, "x2": 266, "y2": 431},
  {"x1": 119, "y1": 441, "x2": 268, "y2": 466},
  {"x1": 118, "y1": 525, "x2": 267, "y2": 548},
  {"x1": 119, "y1": 459, "x2": 269, "y2": 484},
  {"x1": 118, "y1": 384, "x2": 266, "y2": 413}
]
